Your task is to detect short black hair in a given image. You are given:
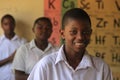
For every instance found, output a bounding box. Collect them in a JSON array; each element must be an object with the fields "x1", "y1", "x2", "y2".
[
  {"x1": 1, "y1": 14, "x2": 15, "y2": 25},
  {"x1": 33, "y1": 17, "x2": 52, "y2": 28},
  {"x1": 62, "y1": 8, "x2": 91, "y2": 29}
]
